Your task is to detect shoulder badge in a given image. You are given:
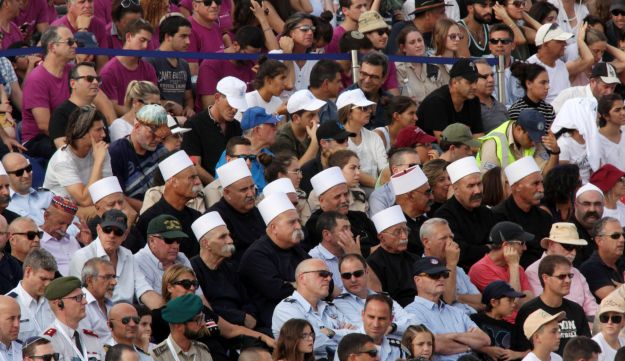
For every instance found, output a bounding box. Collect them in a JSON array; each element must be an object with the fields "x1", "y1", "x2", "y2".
[
  {"x1": 283, "y1": 298, "x2": 296, "y2": 303},
  {"x1": 153, "y1": 343, "x2": 169, "y2": 357},
  {"x1": 37, "y1": 187, "x2": 50, "y2": 192},
  {"x1": 6, "y1": 292, "x2": 17, "y2": 298},
  {"x1": 43, "y1": 328, "x2": 56, "y2": 337},
  {"x1": 388, "y1": 338, "x2": 401, "y2": 347},
  {"x1": 83, "y1": 329, "x2": 99, "y2": 338}
]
